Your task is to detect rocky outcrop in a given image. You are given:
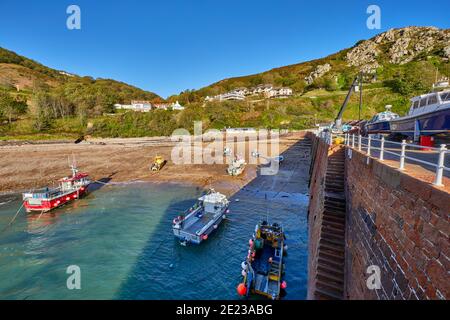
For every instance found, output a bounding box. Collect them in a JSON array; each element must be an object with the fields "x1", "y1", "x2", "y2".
[
  {"x1": 305, "y1": 63, "x2": 332, "y2": 85},
  {"x1": 444, "y1": 45, "x2": 450, "y2": 59},
  {"x1": 346, "y1": 27, "x2": 450, "y2": 70},
  {"x1": 346, "y1": 40, "x2": 380, "y2": 73}
]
